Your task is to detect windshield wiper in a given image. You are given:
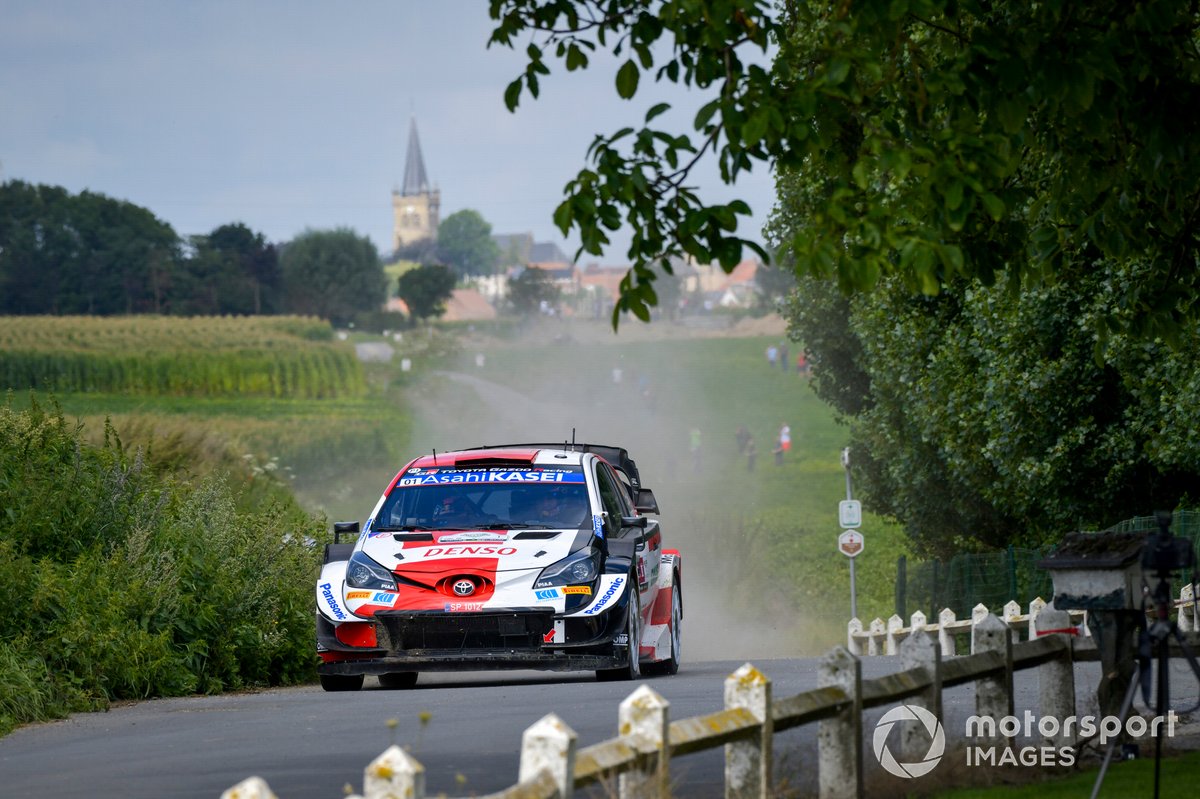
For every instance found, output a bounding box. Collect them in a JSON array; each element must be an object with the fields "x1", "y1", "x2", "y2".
[
  {"x1": 373, "y1": 525, "x2": 436, "y2": 532},
  {"x1": 486, "y1": 522, "x2": 554, "y2": 530}
]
